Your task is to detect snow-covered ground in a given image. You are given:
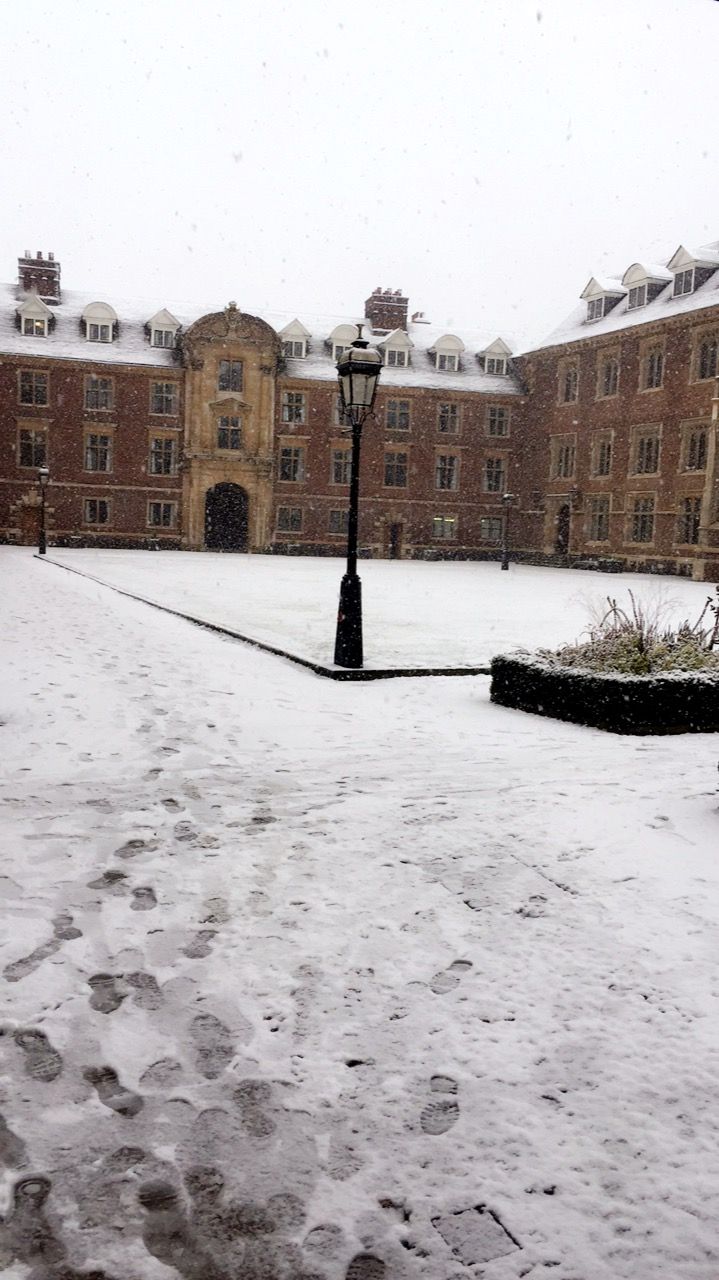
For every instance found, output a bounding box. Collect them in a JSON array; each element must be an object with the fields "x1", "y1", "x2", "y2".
[
  {"x1": 40, "y1": 548, "x2": 719, "y2": 669},
  {"x1": 1, "y1": 546, "x2": 718, "y2": 1280}
]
